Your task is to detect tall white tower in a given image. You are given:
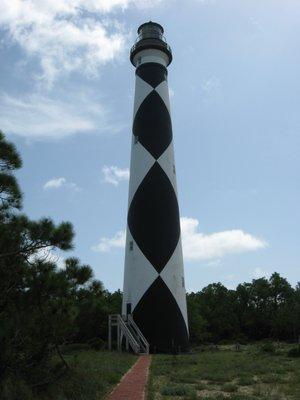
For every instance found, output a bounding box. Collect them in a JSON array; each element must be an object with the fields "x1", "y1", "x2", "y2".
[{"x1": 122, "y1": 22, "x2": 189, "y2": 352}]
